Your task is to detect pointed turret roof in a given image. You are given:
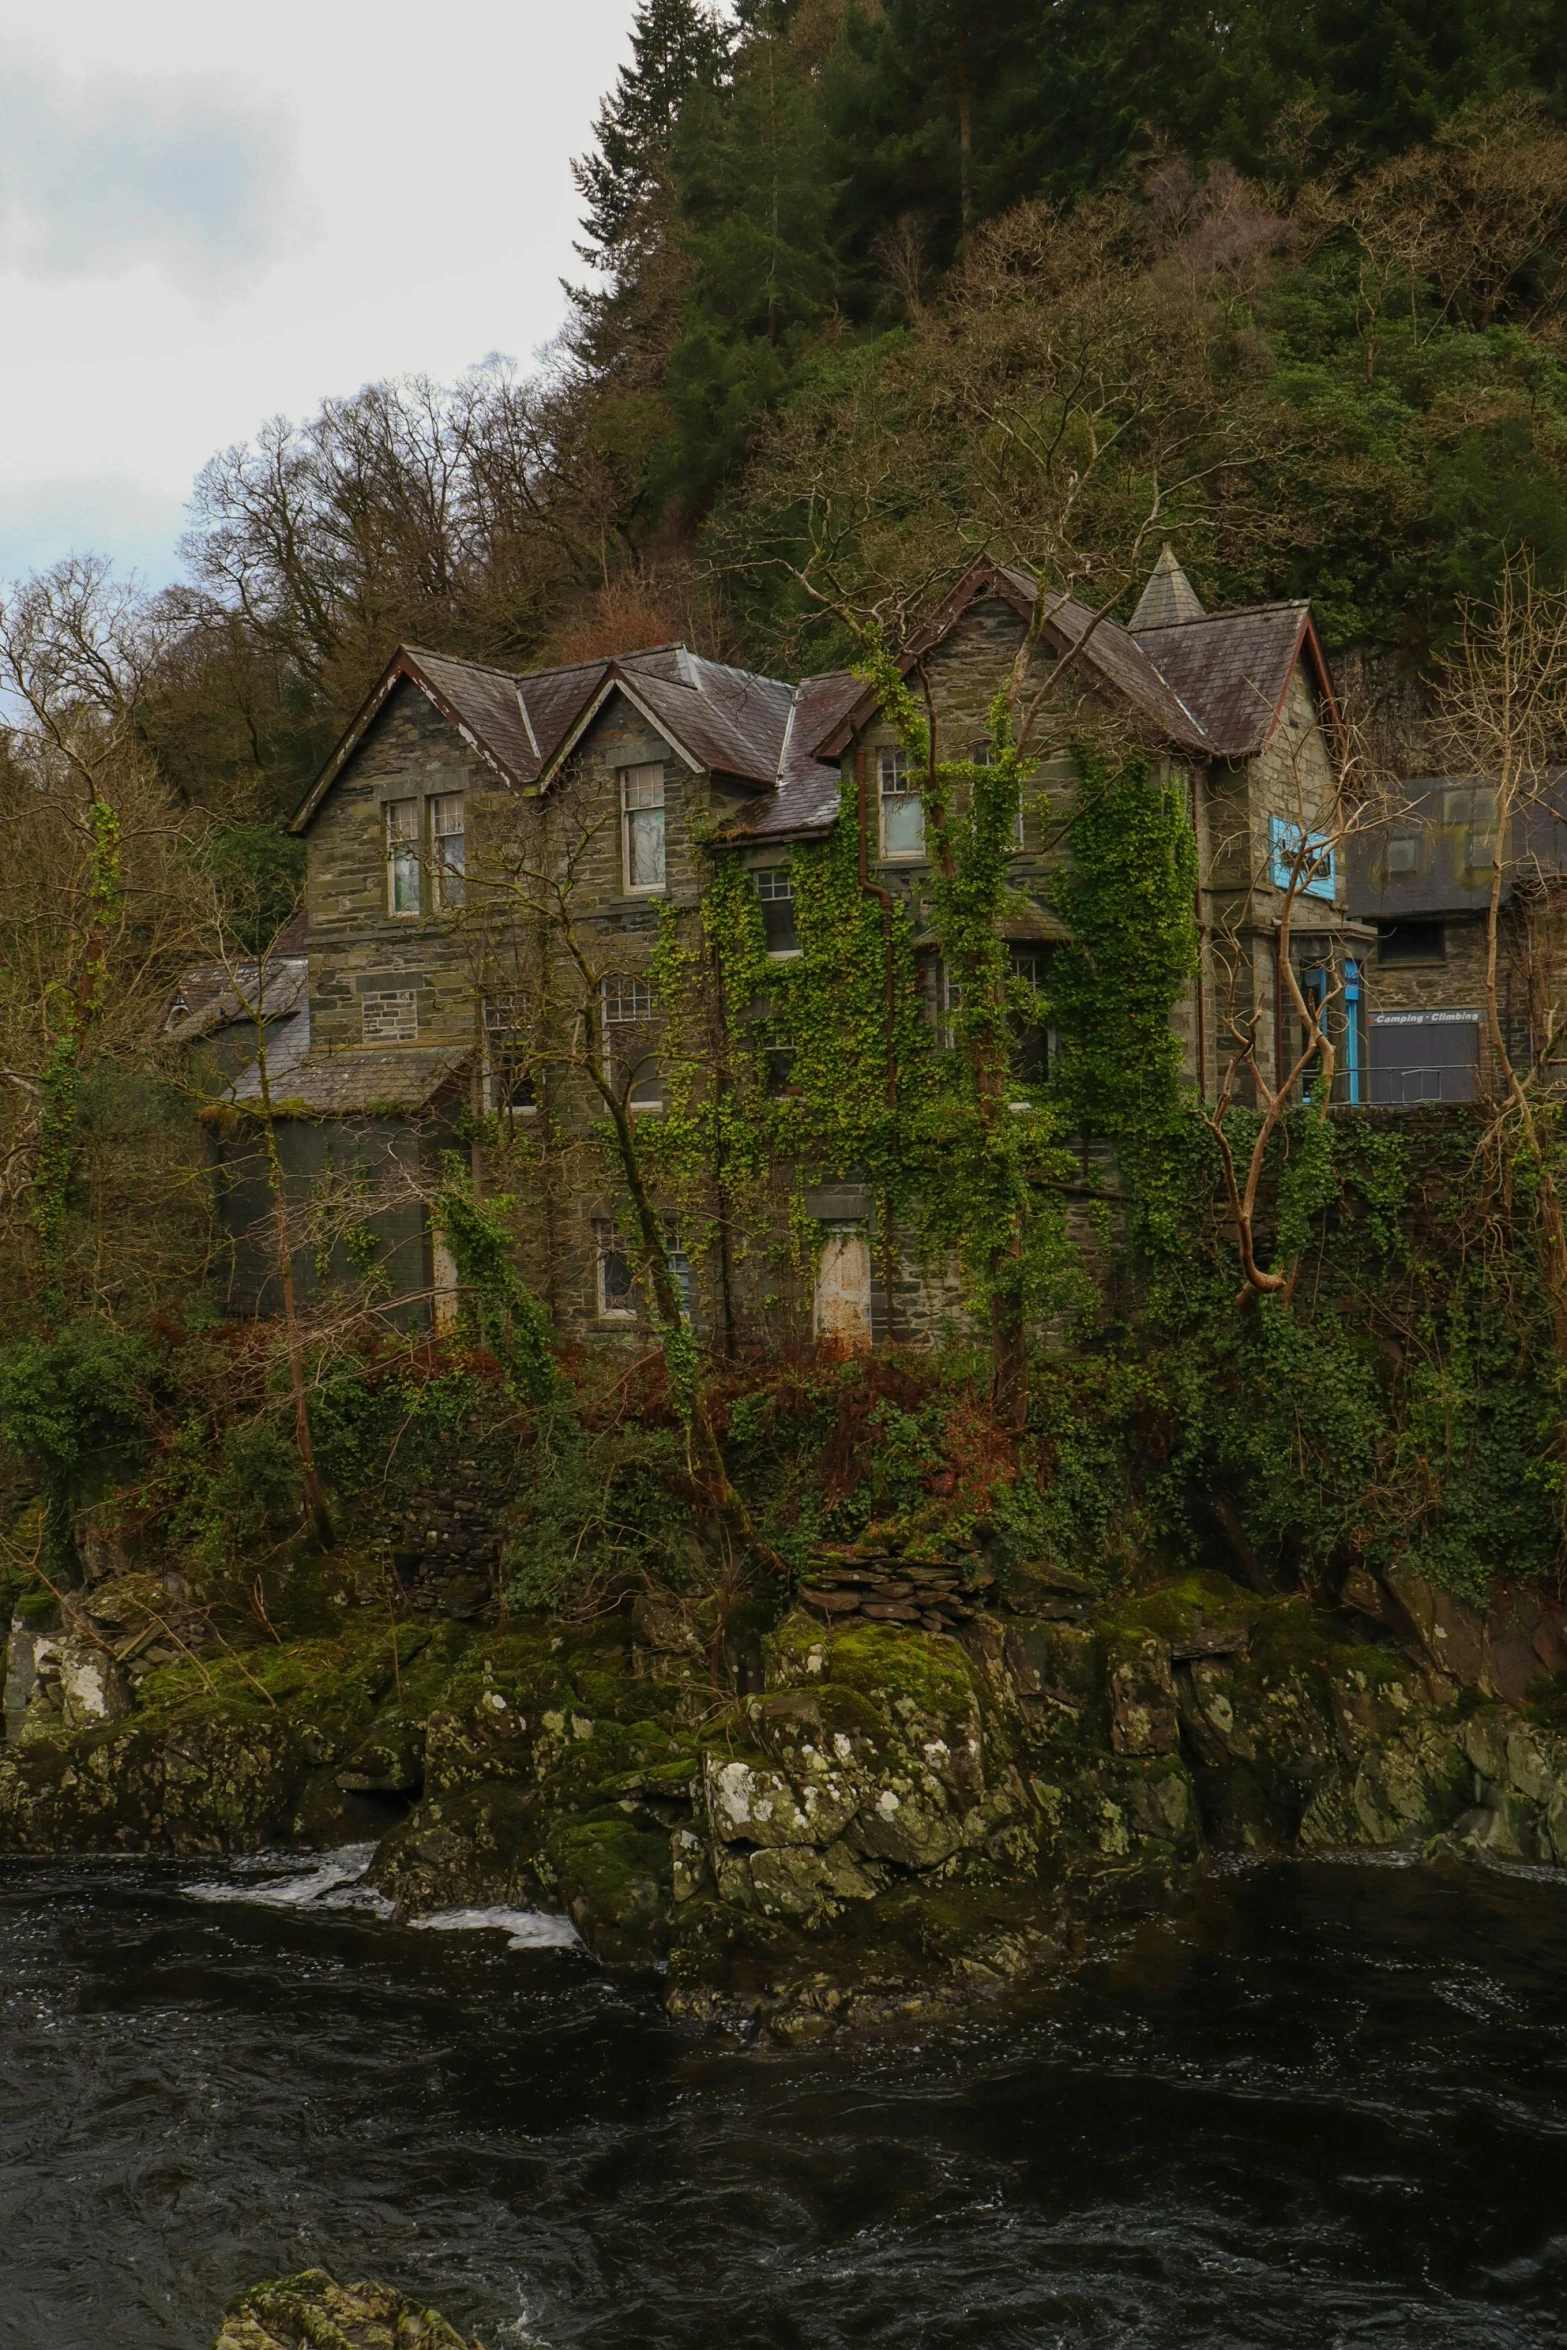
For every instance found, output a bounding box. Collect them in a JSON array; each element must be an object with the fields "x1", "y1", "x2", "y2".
[{"x1": 1130, "y1": 543, "x2": 1207, "y2": 630}]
